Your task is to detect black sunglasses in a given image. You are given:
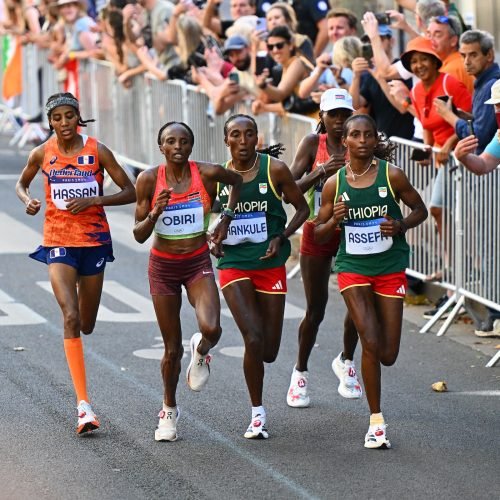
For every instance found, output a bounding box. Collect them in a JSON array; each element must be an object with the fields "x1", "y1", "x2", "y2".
[{"x1": 267, "y1": 41, "x2": 287, "y2": 51}]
